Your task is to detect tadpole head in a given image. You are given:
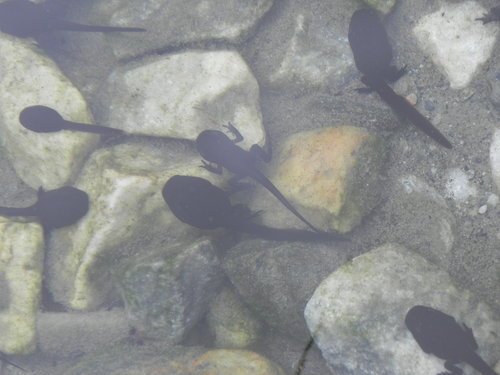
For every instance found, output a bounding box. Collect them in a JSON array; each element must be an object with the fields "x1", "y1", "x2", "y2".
[
  {"x1": 36, "y1": 186, "x2": 89, "y2": 229},
  {"x1": 19, "y1": 105, "x2": 64, "y2": 133}
]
